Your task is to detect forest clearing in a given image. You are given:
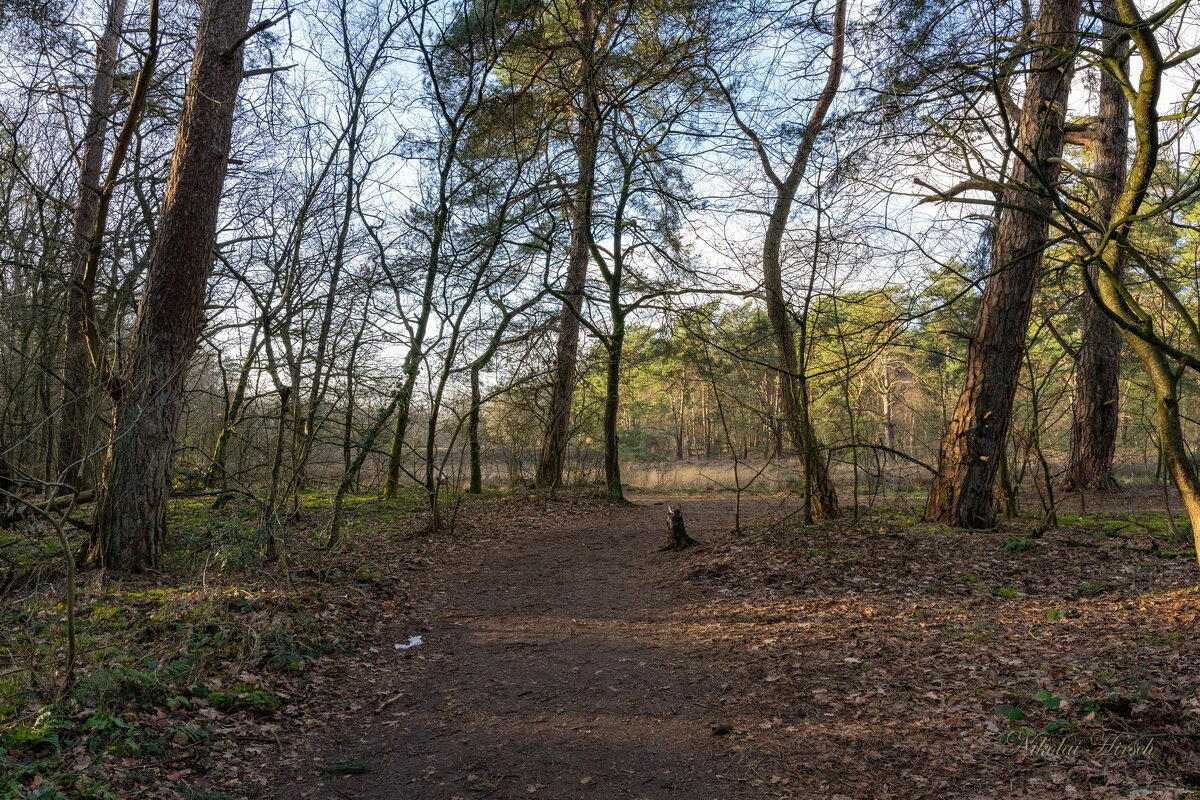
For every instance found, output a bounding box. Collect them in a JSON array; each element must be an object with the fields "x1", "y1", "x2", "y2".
[
  {"x1": 4, "y1": 0, "x2": 1200, "y2": 796},
  {"x1": 6, "y1": 488, "x2": 1200, "y2": 798}
]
